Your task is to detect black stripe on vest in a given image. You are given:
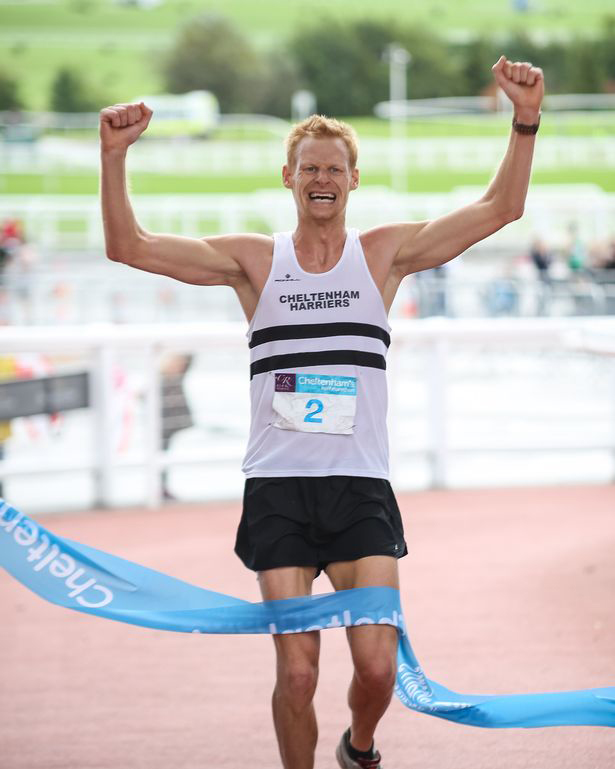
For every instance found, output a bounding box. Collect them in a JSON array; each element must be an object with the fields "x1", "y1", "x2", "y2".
[
  {"x1": 249, "y1": 322, "x2": 390, "y2": 350},
  {"x1": 250, "y1": 350, "x2": 386, "y2": 379}
]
